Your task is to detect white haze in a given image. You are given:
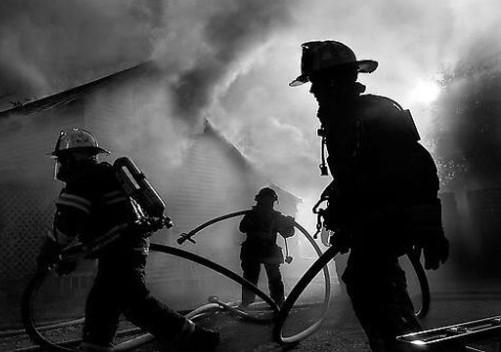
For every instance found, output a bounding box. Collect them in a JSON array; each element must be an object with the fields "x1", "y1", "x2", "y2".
[{"x1": 1, "y1": 0, "x2": 501, "y2": 230}]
